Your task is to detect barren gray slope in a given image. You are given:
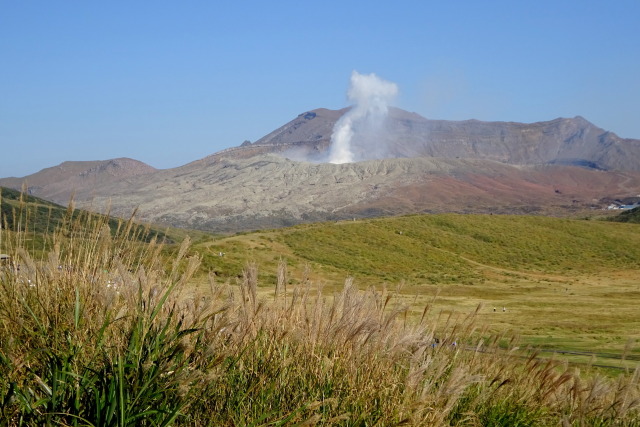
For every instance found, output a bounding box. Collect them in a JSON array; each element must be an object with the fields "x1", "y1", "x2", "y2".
[
  {"x1": 79, "y1": 154, "x2": 450, "y2": 229},
  {"x1": 76, "y1": 154, "x2": 640, "y2": 232}
]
